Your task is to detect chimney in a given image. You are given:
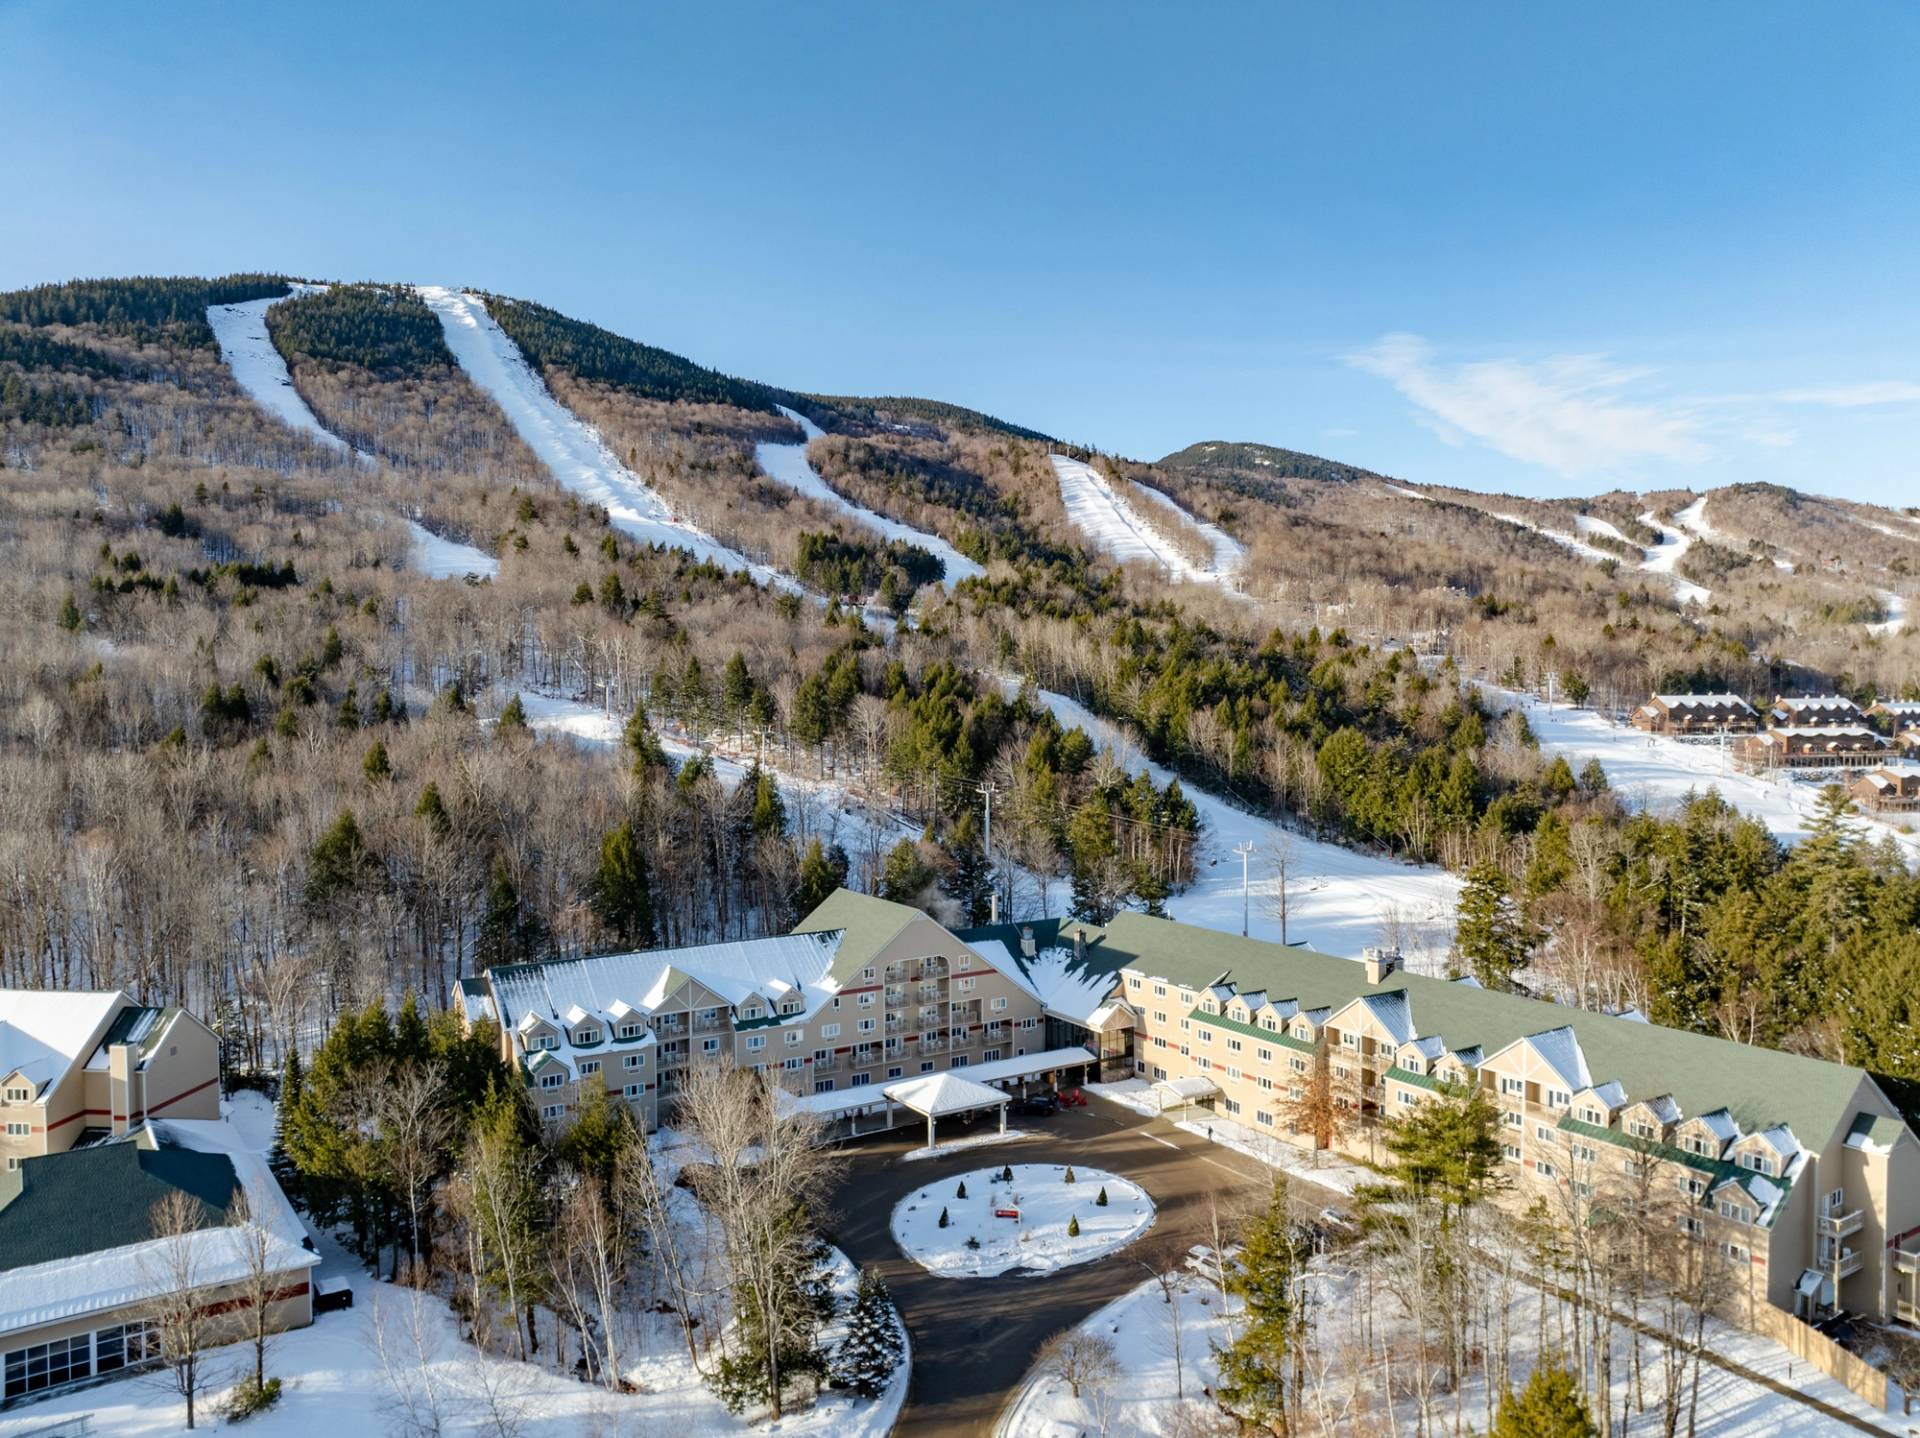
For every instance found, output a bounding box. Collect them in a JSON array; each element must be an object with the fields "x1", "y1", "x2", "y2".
[
  {"x1": 1019, "y1": 925, "x2": 1036, "y2": 959},
  {"x1": 989, "y1": 891, "x2": 1000, "y2": 925},
  {"x1": 1073, "y1": 928, "x2": 1087, "y2": 963},
  {"x1": 1363, "y1": 946, "x2": 1402, "y2": 985}
]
